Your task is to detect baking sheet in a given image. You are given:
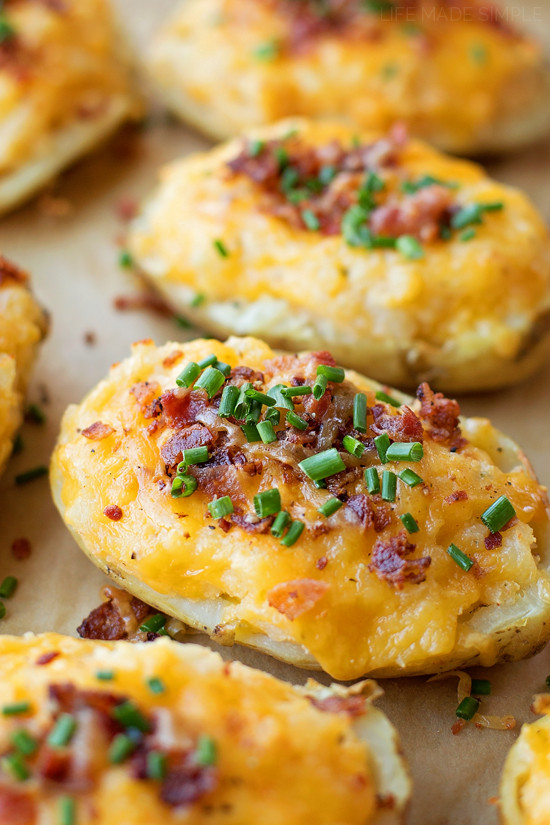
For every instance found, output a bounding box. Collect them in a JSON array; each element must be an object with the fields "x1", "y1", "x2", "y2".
[{"x1": 1, "y1": 1, "x2": 550, "y2": 822}]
